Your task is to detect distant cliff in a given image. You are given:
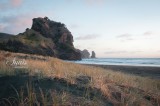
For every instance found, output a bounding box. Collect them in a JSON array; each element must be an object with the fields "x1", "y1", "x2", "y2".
[
  {"x1": 79, "y1": 49, "x2": 96, "y2": 59},
  {"x1": 0, "y1": 17, "x2": 81, "y2": 60},
  {"x1": 80, "y1": 49, "x2": 90, "y2": 58}
]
